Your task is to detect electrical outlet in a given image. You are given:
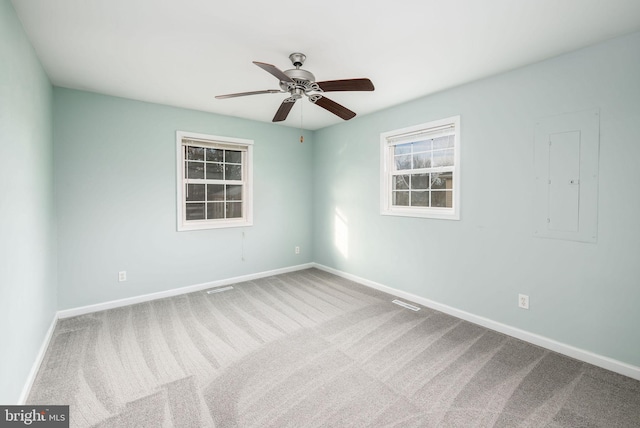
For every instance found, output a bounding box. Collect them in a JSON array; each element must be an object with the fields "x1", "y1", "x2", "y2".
[
  {"x1": 118, "y1": 271, "x2": 127, "y2": 282},
  {"x1": 518, "y1": 294, "x2": 529, "y2": 309},
  {"x1": 295, "y1": 246, "x2": 300, "y2": 255}
]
